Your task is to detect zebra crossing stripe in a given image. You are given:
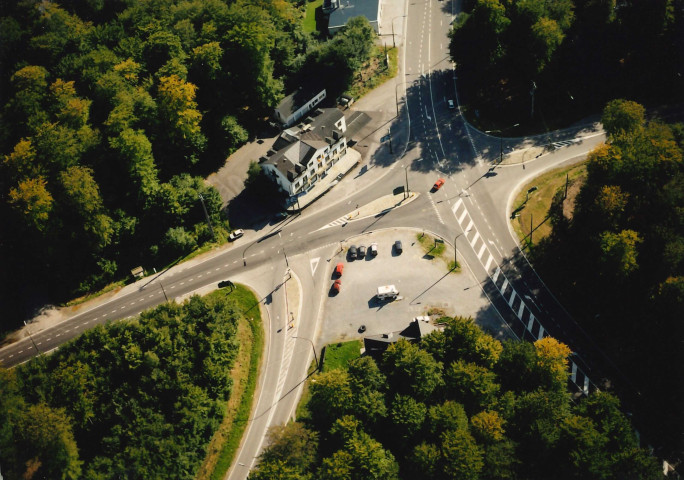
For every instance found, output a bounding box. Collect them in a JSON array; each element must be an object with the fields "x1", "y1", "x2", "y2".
[
  {"x1": 537, "y1": 326, "x2": 545, "y2": 340},
  {"x1": 470, "y1": 231, "x2": 480, "y2": 247},
  {"x1": 485, "y1": 254, "x2": 494, "y2": 271},
  {"x1": 457, "y1": 209, "x2": 468, "y2": 224},
  {"x1": 492, "y1": 267, "x2": 500, "y2": 282},
  {"x1": 477, "y1": 243, "x2": 486, "y2": 259},
  {"x1": 465, "y1": 219, "x2": 474, "y2": 232},
  {"x1": 517, "y1": 302, "x2": 525, "y2": 319},
  {"x1": 571, "y1": 362, "x2": 577, "y2": 382},
  {"x1": 583, "y1": 376, "x2": 589, "y2": 395},
  {"x1": 500, "y1": 278, "x2": 508, "y2": 293},
  {"x1": 508, "y1": 290, "x2": 516, "y2": 307},
  {"x1": 452, "y1": 198, "x2": 463, "y2": 214},
  {"x1": 527, "y1": 314, "x2": 535, "y2": 331}
]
